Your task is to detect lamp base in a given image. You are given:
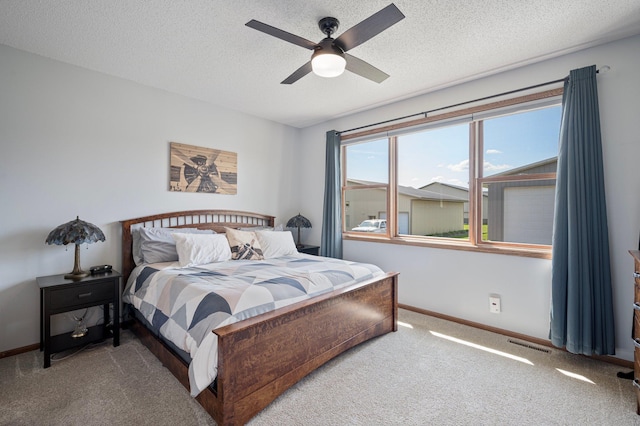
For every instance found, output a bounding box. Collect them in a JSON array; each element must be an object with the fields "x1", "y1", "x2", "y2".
[
  {"x1": 65, "y1": 243, "x2": 88, "y2": 280},
  {"x1": 64, "y1": 271, "x2": 89, "y2": 280}
]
